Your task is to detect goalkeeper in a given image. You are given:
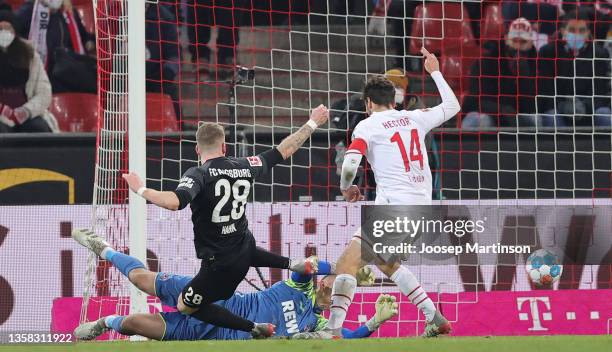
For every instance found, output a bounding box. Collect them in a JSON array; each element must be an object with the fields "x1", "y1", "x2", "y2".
[{"x1": 73, "y1": 229, "x2": 397, "y2": 341}]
